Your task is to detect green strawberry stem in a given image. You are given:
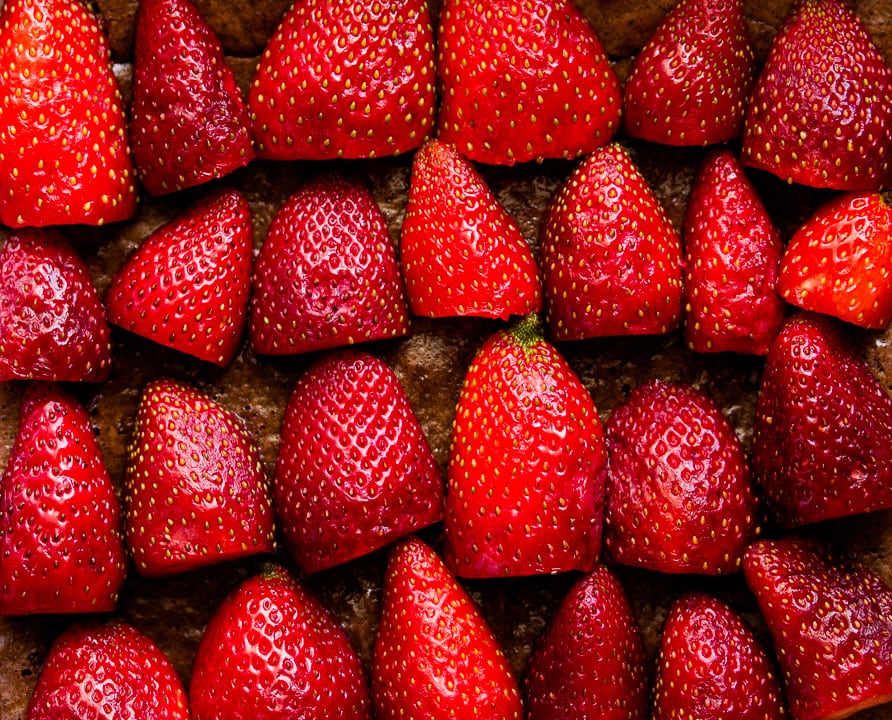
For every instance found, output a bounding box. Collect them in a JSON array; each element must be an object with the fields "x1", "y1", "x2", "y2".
[{"x1": 509, "y1": 312, "x2": 545, "y2": 349}]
